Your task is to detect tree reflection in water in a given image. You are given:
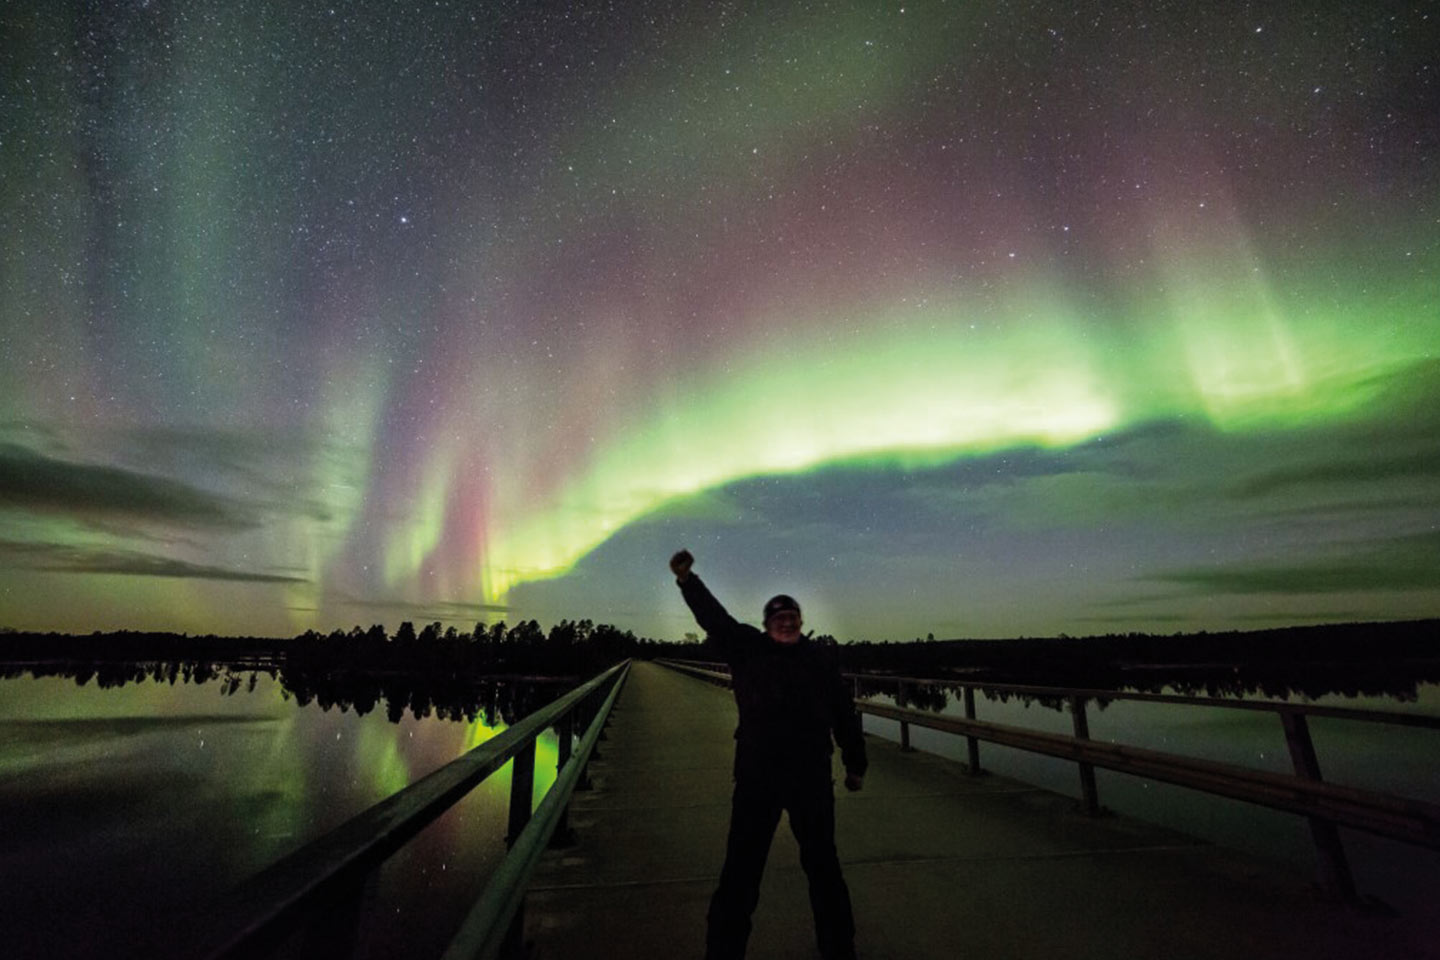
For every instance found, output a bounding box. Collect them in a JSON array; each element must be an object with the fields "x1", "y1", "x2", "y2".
[
  {"x1": 0, "y1": 616, "x2": 662, "y2": 724},
  {"x1": 852, "y1": 655, "x2": 1440, "y2": 714},
  {"x1": 0, "y1": 656, "x2": 569, "y2": 726}
]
